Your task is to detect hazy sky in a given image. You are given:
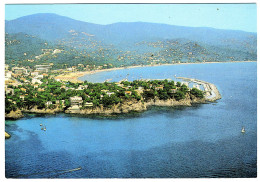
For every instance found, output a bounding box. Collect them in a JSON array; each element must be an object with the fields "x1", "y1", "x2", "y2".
[{"x1": 5, "y1": 3, "x2": 257, "y2": 32}]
